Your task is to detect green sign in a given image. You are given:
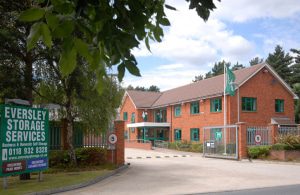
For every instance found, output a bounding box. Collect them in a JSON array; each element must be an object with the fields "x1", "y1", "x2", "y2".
[
  {"x1": 215, "y1": 131, "x2": 222, "y2": 141},
  {"x1": 0, "y1": 105, "x2": 49, "y2": 177}
]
